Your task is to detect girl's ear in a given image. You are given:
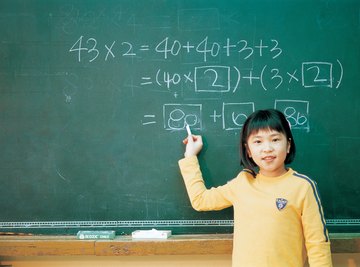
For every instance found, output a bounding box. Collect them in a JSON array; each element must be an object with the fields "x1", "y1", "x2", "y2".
[
  {"x1": 287, "y1": 138, "x2": 291, "y2": 153},
  {"x1": 245, "y1": 143, "x2": 252, "y2": 158}
]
